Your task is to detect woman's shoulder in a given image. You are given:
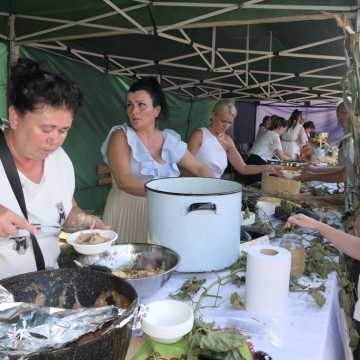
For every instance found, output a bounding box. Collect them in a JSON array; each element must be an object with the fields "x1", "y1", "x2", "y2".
[
  {"x1": 188, "y1": 128, "x2": 204, "y2": 141},
  {"x1": 162, "y1": 128, "x2": 187, "y2": 162},
  {"x1": 162, "y1": 128, "x2": 183, "y2": 142}
]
